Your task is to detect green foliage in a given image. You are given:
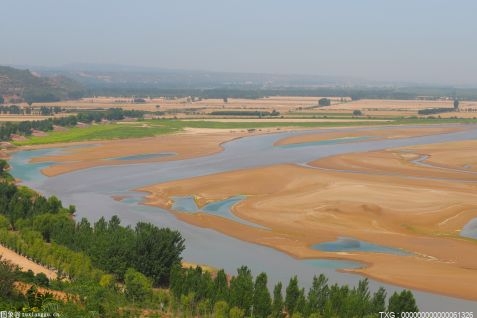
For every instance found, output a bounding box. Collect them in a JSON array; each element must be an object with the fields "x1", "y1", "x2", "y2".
[
  {"x1": 272, "y1": 282, "x2": 284, "y2": 318},
  {"x1": 214, "y1": 269, "x2": 229, "y2": 303},
  {"x1": 134, "y1": 222, "x2": 185, "y2": 286},
  {"x1": 318, "y1": 98, "x2": 331, "y2": 106},
  {"x1": 229, "y1": 306, "x2": 245, "y2": 318},
  {"x1": 0, "y1": 256, "x2": 18, "y2": 299},
  {"x1": 285, "y1": 276, "x2": 300, "y2": 316},
  {"x1": 229, "y1": 266, "x2": 254, "y2": 316},
  {"x1": 210, "y1": 110, "x2": 280, "y2": 117},
  {"x1": 253, "y1": 272, "x2": 272, "y2": 318},
  {"x1": 353, "y1": 109, "x2": 363, "y2": 116},
  {"x1": 214, "y1": 300, "x2": 230, "y2": 318},
  {"x1": 124, "y1": 268, "x2": 153, "y2": 303},
  {"x1": 454, "y1": 99, "x2": 459, "y2": 109},
  {"x1": 388, "y1": 290, "x2": 419, "y2": 314},
  {"x1": 418, "y1": 107, "x2": 455, "y2": 115}
]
